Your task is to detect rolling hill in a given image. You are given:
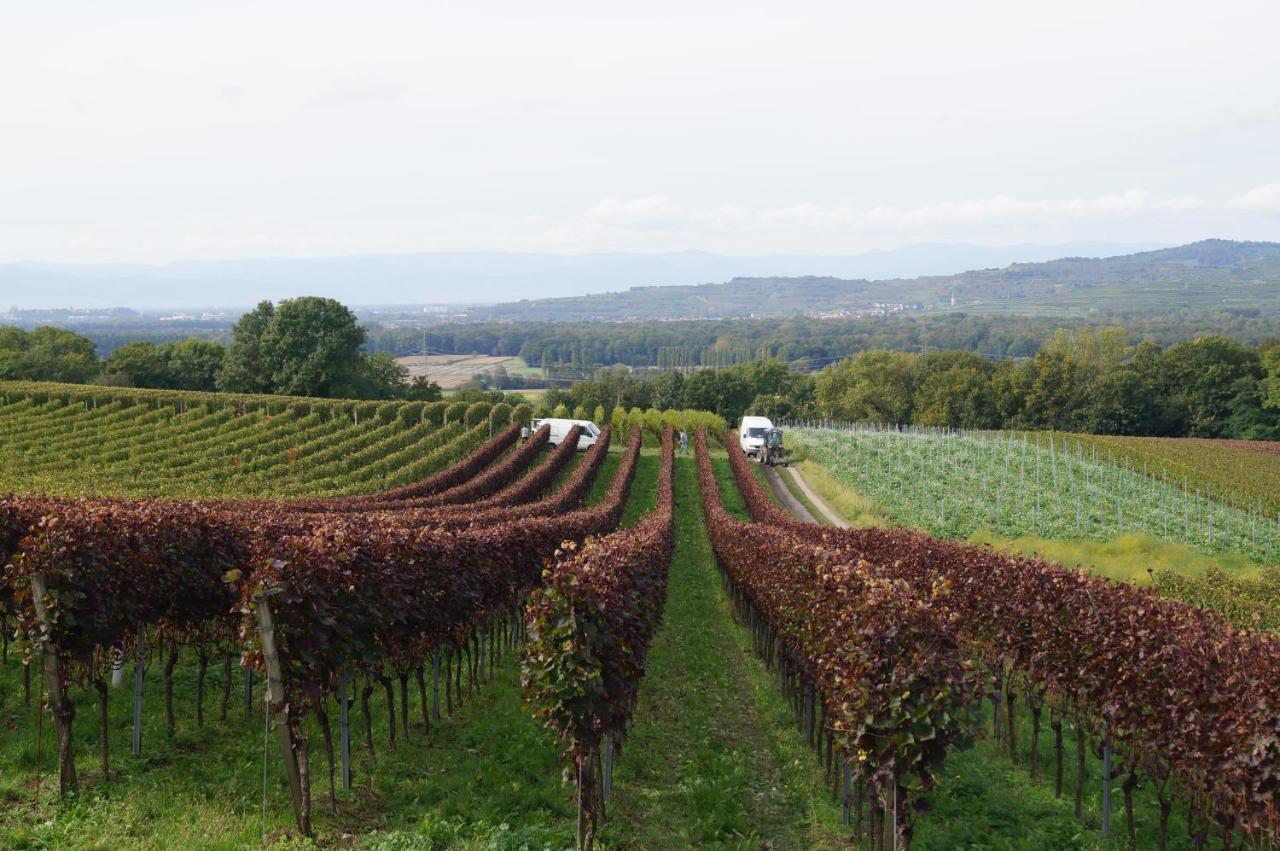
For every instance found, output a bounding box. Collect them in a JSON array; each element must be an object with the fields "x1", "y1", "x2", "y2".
[{"x1": 469, "y1": 239, "x2": 1280, "y2": 321}]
